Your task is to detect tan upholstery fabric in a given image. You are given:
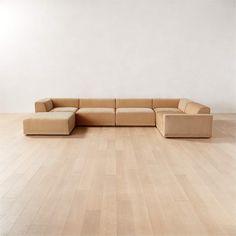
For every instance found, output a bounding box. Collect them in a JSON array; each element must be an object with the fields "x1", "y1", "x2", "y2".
[
  {"x1": 35, "y1": 98, "x2": 53, "y2": 112},
  {"x1": 76, "y1": 108, "x2": 115, "y2": 126},
  {"x1": 79, "y1": 99, "x2": 115, "y2": 108},
  {"x1": 32, "y1": 97, "x2": 213, "y2": 138},
  {"x1": 23, "y1": 112, "x2": 75, "y2": 135},
  {"x1": 178, "y1": 98, "x2": 192, "y2": 112},
  {"x1": 116, "y1": 108, "x2": 155, "y2": 126},
  {"x1": 51, "y1": 98, "x2": 79, "y2": 108},
  {"x1": 185, "y1": 102, "x2": 210, "y2": 114},
  {"x1": 155, "y1": 108, "x2": 183, "y2": 133},
  {"x1": 154, "y1": 108, "x2": 183, "y2": 113},
  {"x1": 153, "y1": 99, "x2": 180, "y2": 108},
  {"x1": 116, "y1": 99, "x2": 152, "y2": 108},
  {"x1": 159, "y1": 114, "x2": 213, "y2": 138},
  {"x1": 51, "y1": 107, "x2": 78, "y2": 113}
]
